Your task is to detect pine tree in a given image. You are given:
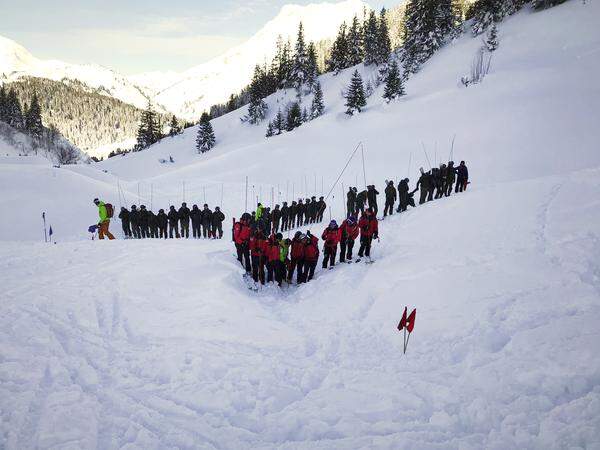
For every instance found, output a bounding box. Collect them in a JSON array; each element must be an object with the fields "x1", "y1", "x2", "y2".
[
  {"x1": 376, "y1": 8, "x2": 392, "y2": 66},
  {"x1": 265, "y1": 121, "x2": 275, "y2": 138},
  {"x1": 291, "y1": 22, "x2": 308, "y2": 92},
  {"x1": 305, "y1": 42, "x2": 319, "y2": 91},
  {"x1": 0, "y1": 86, "x2": 7, "y2": 123},
  {"x1": 347, "y1": 16, "x2": 364, "y2": 66},
  {"x1": 310, "y1": 81, "x2": 325, "y2": 118},
  {"x1": 345, "y1": 70, "x2": 367, "y2": 115},
  {"x1": 6, "y1": 89, "x2": 24, "y2": 129},
  {"x1": 246, "y1": 65, "x2": 268, "y2": 124},
  {"x1": 169, "y1": 115, "x2": 181, "y2": 136},
  {"x1": 25, "y1": 93, "x2": 43, "y2": 141},
  {"x1": 136, "y1": 101, "x2": 160, "y2": 150},
  {"x1": 363, "y1": 10, "x2": 379, "y2": 66},
  {"x1": 470, "y1": 0, "x2": 502, "y2": 35},
  {"x1": 383, "y1": 60, "x2": 405, "y2": 101},
  {"x1": 196, "y1": 113, "x2": 215, "y2": 153},
  {"x1": 273, "y1": 108, "x2": 285, "y2": 134},
  {"x1": 326, "y1": 22, "x2": 349, "y2": 74},
  {"x1": 286, "y1": 102, "x2": 303, "y2": 131},
  {"x1": 301, "y1": 107, "x2": 309, "y2": 123},
  {"x1": 485, "y1": 24, "x2": 499, "y2": 51},
  {"x1": 277, "y1": 39, "x2": 293, "y2": 89}
]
